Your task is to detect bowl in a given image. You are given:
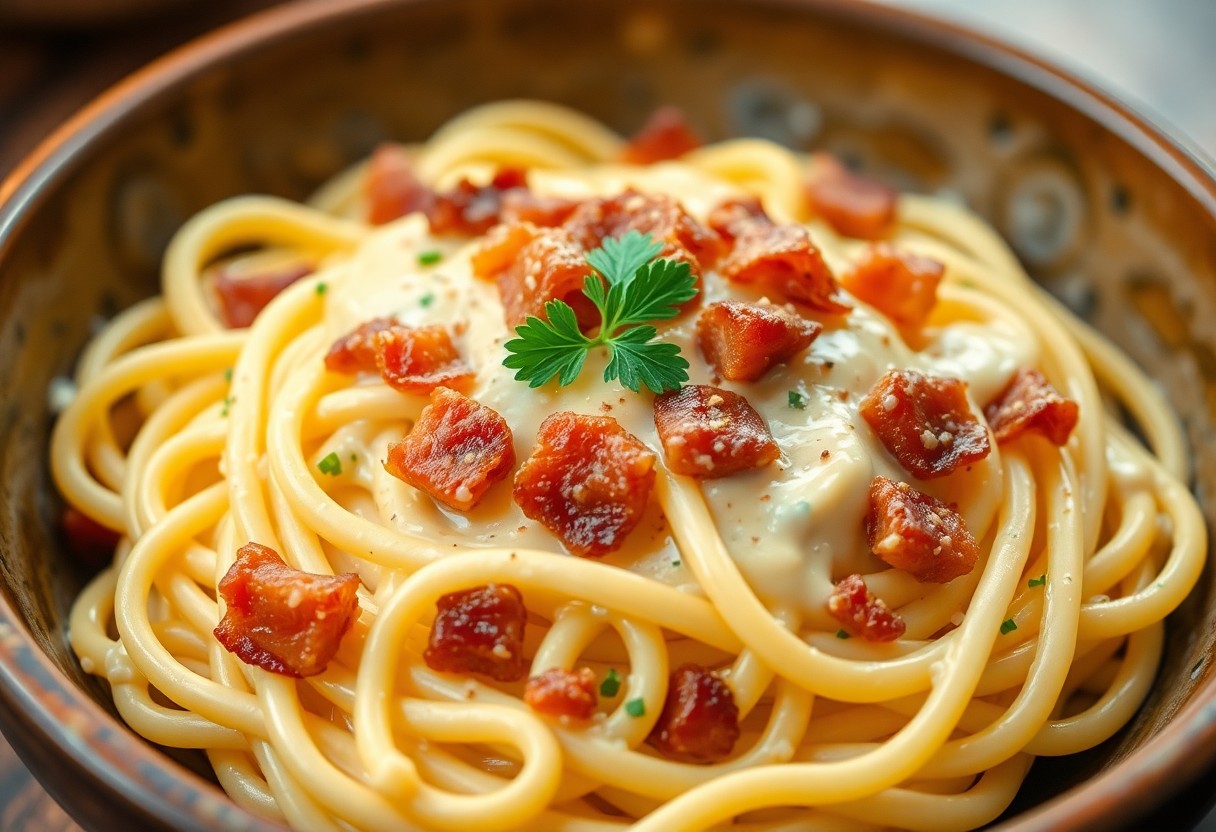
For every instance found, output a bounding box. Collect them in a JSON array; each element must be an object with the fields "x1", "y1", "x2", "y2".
[{"x1": 1, "y1": 0, "x2": 1215, "y2": 830}]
